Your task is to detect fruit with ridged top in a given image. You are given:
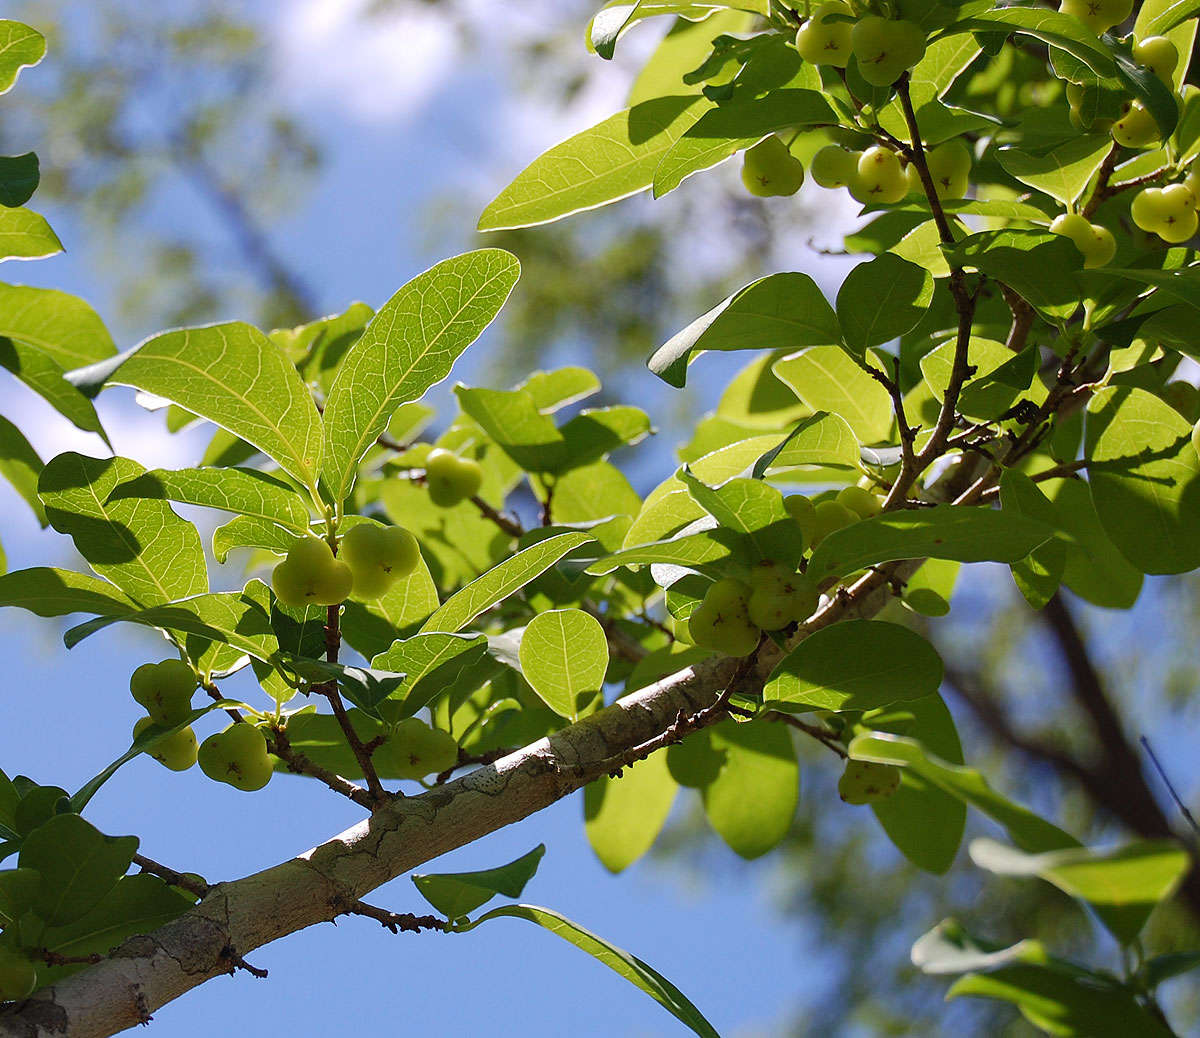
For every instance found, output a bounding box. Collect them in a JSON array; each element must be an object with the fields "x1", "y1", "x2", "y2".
[
  {"x1": 341, "y1": 523, "x2": 420, "y2": 599},
  {"x1": 129, "y1": 659, "x2": 196, "y2": 725}
]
